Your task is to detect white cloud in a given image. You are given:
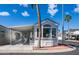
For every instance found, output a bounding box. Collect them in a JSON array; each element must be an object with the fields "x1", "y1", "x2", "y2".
[
  {"x1": 48, "y1": 4, "x2": 58, "y2": 16},
  {"x1": 74, "y1": 4, "x2": 79, "y2": 13},
  {"x1": 13, "y1": 9, "x2": 17, "y2": 13},
  {"x1": 21, "y1": 11, "x2": 29, "y2": 16},
  {"x1": 20, "y1": 4, "x2": 28, "y2": 7},
  {"x1": 0, "y1": 11, "x2": 10, "y2": 16}
]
